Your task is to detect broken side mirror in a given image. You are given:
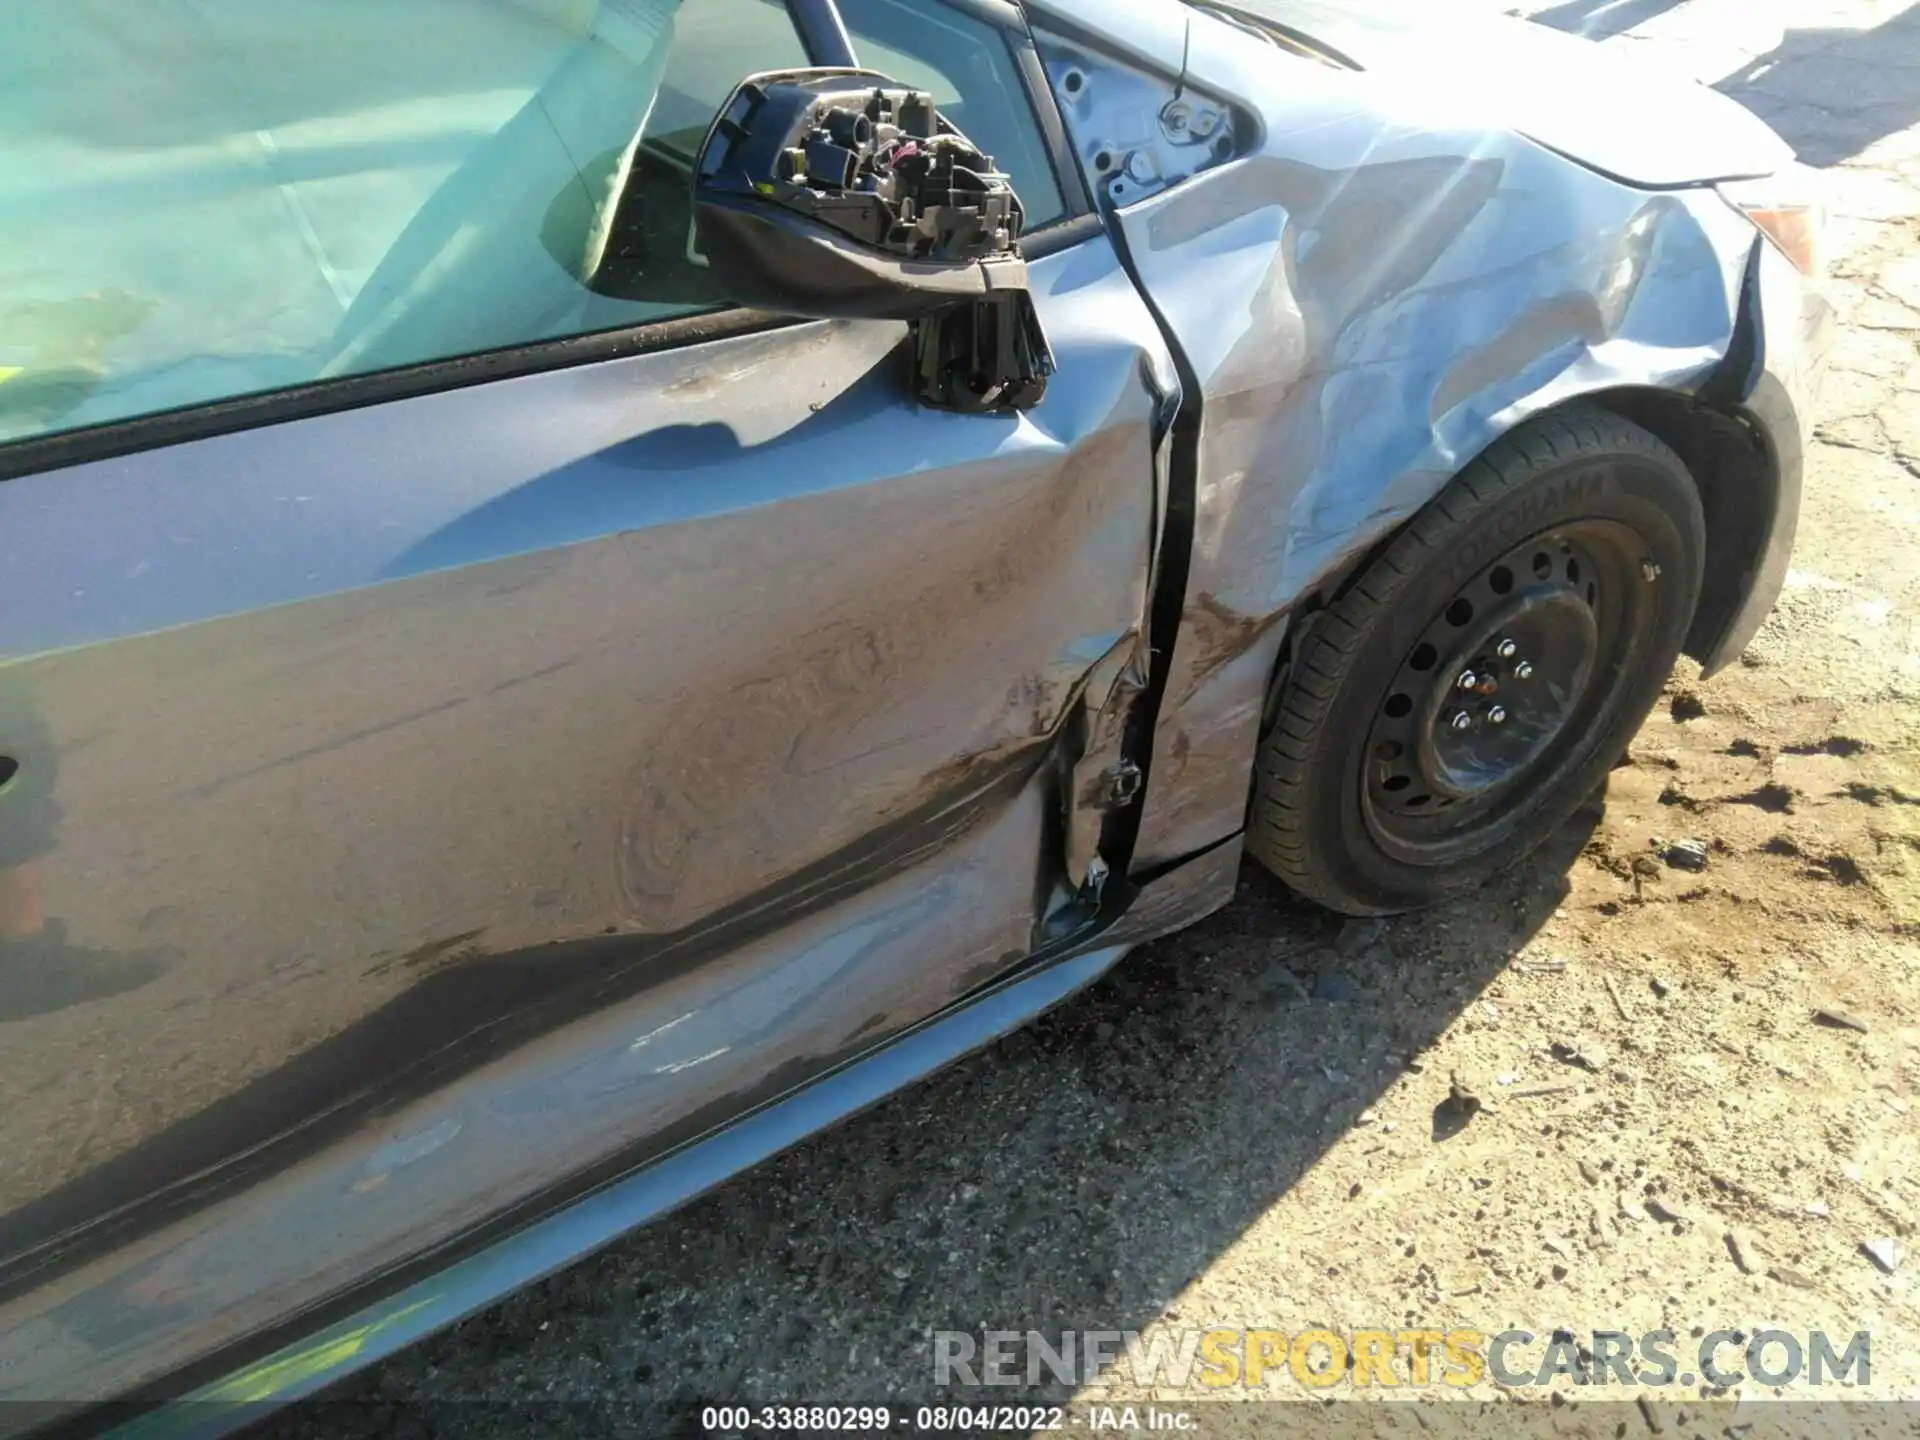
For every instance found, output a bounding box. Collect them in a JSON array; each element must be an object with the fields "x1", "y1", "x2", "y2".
[{"x1": 693, "y1": 69, "x2": 1054, "y2": 413}]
